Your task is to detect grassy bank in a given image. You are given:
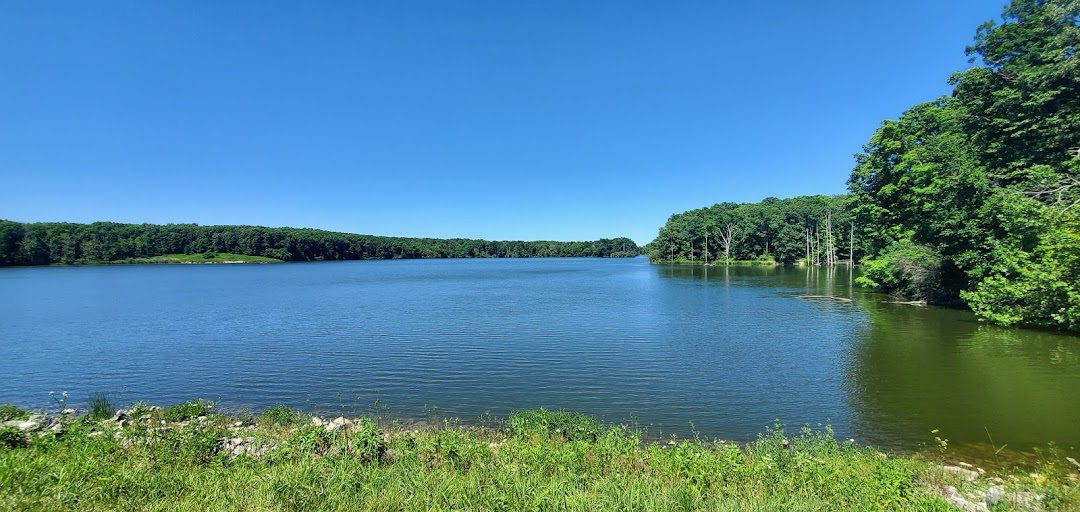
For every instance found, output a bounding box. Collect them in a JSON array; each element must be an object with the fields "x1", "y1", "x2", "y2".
[
  {"x1": 113, "y1": 253, "x2": 282, "y2": 264},
  {"x1": 1, "y1": 402, "x2": 1075, "y2": 510}
]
